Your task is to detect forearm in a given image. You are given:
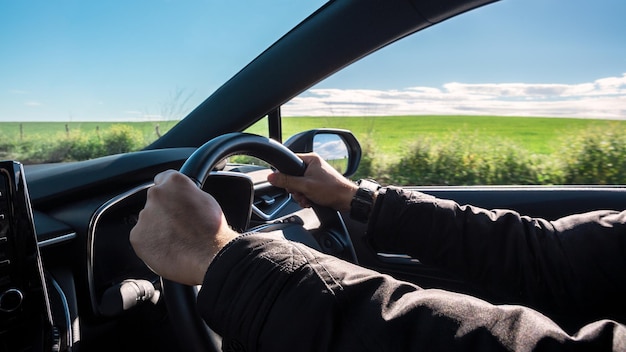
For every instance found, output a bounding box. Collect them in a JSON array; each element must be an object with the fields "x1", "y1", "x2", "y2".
[
  {"x1": 197, "y1": 233, "x2": 625, "y2": 351},
  {"x1": 367, "y1": 186, "x2": 557, "y2": 288},
  {"x1": 367, "y1": 187, "x2": 626, "y2": 322}
]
